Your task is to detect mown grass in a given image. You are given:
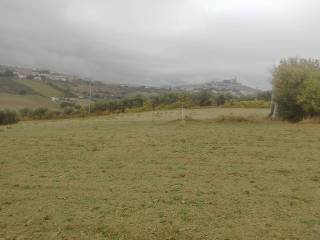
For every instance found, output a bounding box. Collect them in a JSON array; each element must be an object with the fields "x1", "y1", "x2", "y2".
[
  {"x1": 0, "y1": 93, "x2": 59, "y2": 110},
  {"x1": 0, "y1": 108, "x2": 320, "y2": 239},
  {"x1": 17, "y1": 79, "x2": 64, "y2": 97},
  {"x1": 0, "y1": 77, "x2": 36, "y2": 95}
]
